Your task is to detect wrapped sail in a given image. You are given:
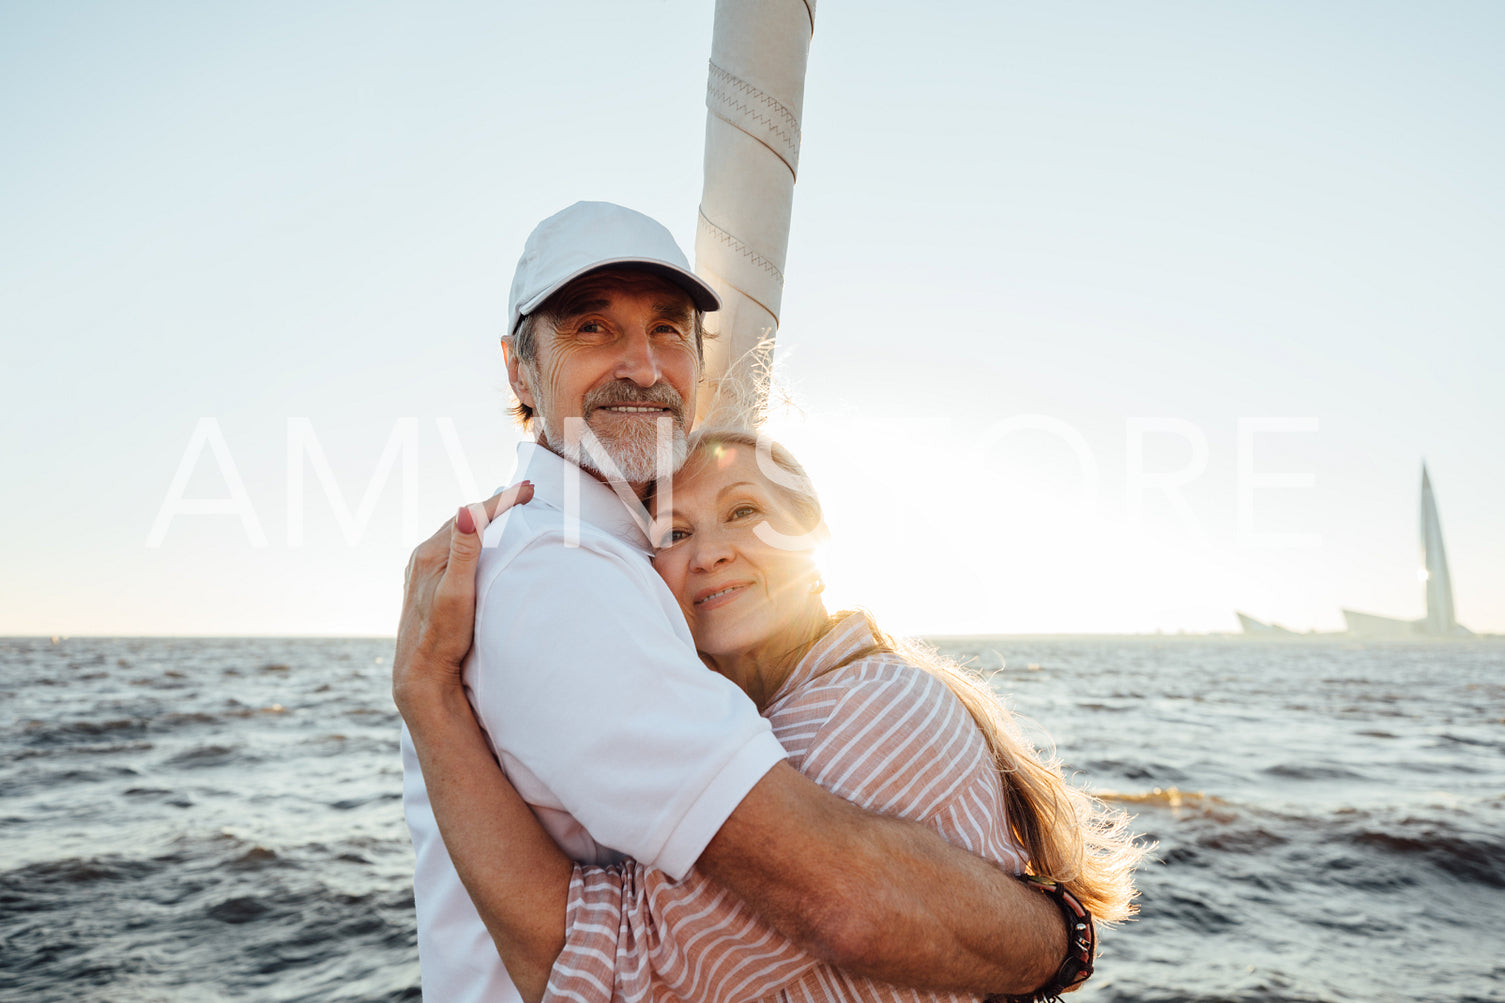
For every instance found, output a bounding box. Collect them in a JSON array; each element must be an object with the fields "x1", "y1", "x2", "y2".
[{"x1": 694, "y1": 0, "x2": 816, "y2": 425}]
